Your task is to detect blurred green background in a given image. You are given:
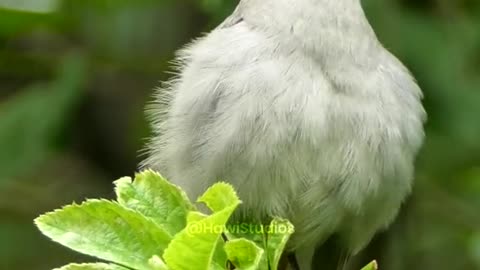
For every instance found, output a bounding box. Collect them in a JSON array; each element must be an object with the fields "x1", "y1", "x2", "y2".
[{"x1": 0, "y1": 0, "x2": 479, "y2": 269}]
